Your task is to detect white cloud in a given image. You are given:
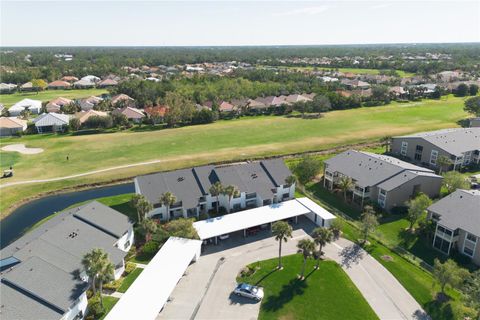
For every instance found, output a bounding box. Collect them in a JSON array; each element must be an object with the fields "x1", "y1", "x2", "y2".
[
  {"x1": 273, "y1": 5, "x2": 329, "y2": 17},
  {"x1": 370, "y1": 3, "x2": 392, "y2": 10}
]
